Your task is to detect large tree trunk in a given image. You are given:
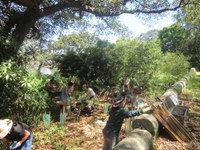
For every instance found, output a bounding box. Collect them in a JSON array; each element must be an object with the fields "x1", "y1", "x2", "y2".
[
  {"x1": 132, "y1": 114, "x2": 159, "y2": 138},
  {"x1": 0, "y1": 9, "x2": 38, "y2": 61},
  {"x1": 113, "y1": 128, "x2": 153, "y2": 150}
]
